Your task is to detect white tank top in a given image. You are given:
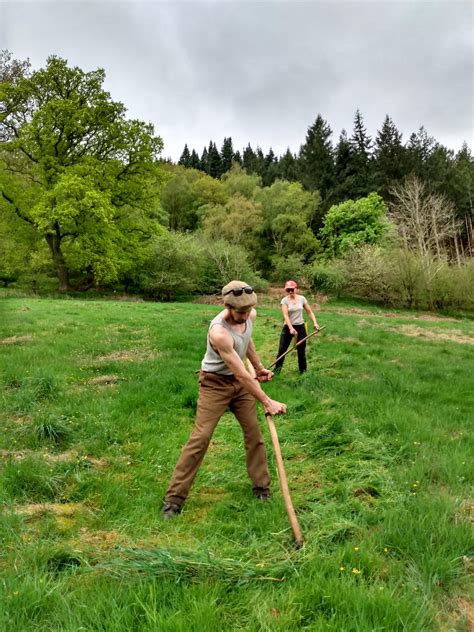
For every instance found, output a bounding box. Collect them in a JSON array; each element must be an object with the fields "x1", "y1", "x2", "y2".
[{"x1": 201, "y1": 311, "x2": 253, "y2": 375}]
